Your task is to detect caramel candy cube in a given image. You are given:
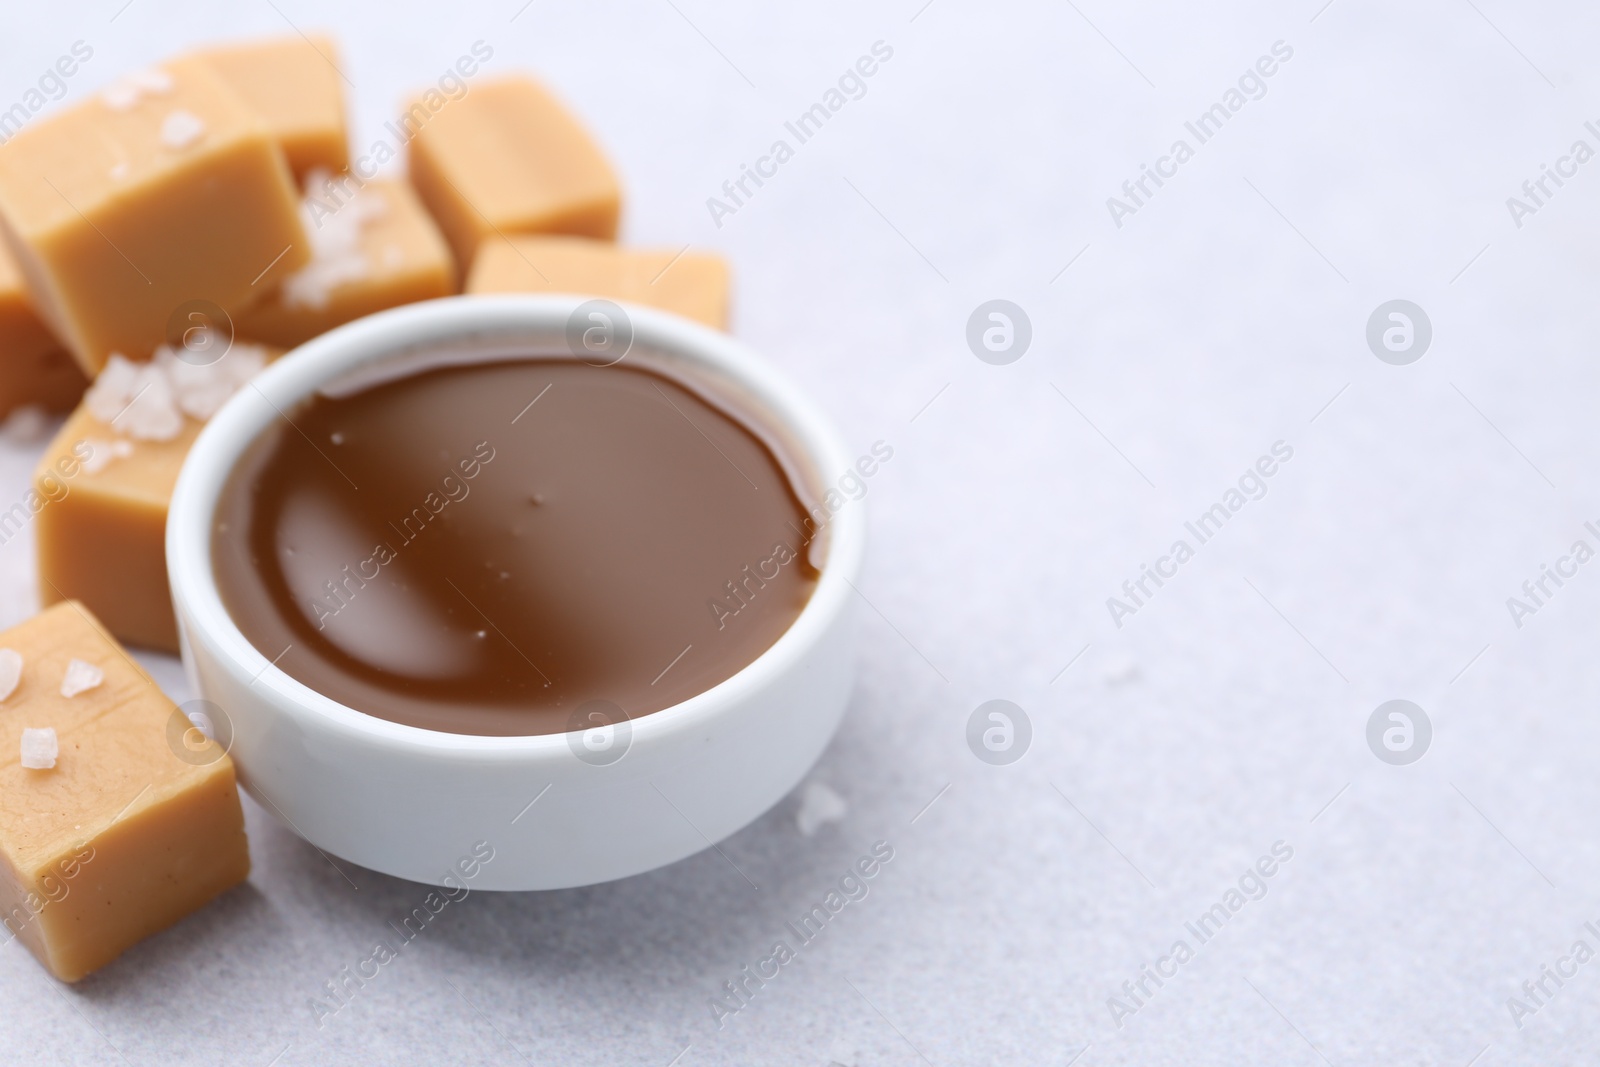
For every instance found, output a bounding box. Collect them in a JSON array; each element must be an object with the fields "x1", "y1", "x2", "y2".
[
  {"x1": 238, "y1": 177, "x2": 456, "y2": 348},
  {"x1": 192, "y1": 34, "x2": 350, "y2": 179},
  {"x1": 33, "y1": 344, "x2": 279, "y2": 652},
  {"x1": 407, "y1": 75, "x2": 620, "y2": 269},
  {"x1": 33, "y1": 408, "x2": 194, "y2": 652},
  {"x1": 0, "y1": 602, "x2": 250, "y2": 982},
  {"x1": 0, "y1": 56, "x2": 308, "y2": 373},
  {"x1": 0, "y1": 241, "x2": 85, "y2": 419},
  {"x1": 466, "y1": 236, "x2": 730, "y2": 330}
]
